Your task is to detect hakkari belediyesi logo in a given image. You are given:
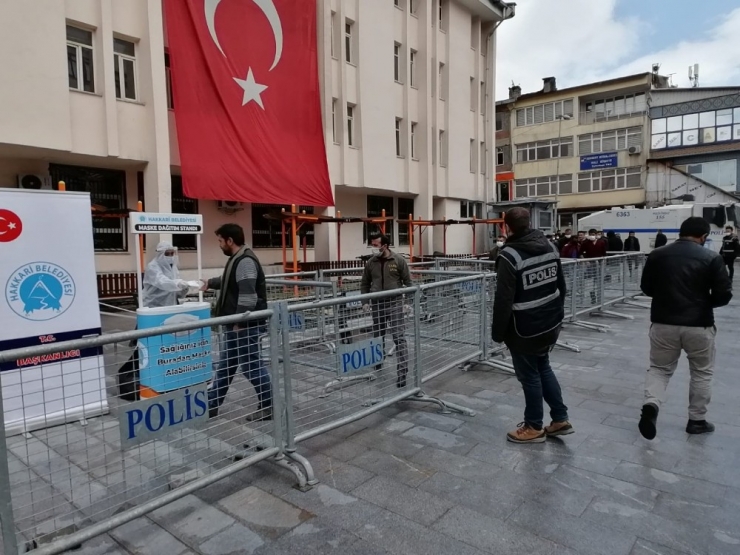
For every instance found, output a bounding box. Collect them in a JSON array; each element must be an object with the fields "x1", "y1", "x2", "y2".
[{"x1": 5, "y1": 262, "x2": 76, "y2": 321}]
